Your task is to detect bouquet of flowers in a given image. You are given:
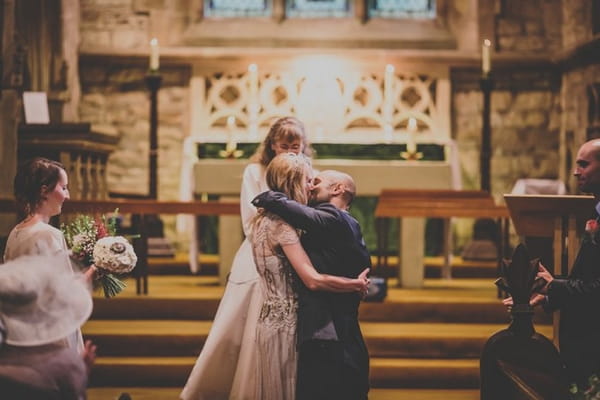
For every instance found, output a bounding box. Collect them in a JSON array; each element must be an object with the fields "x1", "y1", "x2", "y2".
[{"x1": 62, "y1": 210, "x2": 137, "y2": 298}]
